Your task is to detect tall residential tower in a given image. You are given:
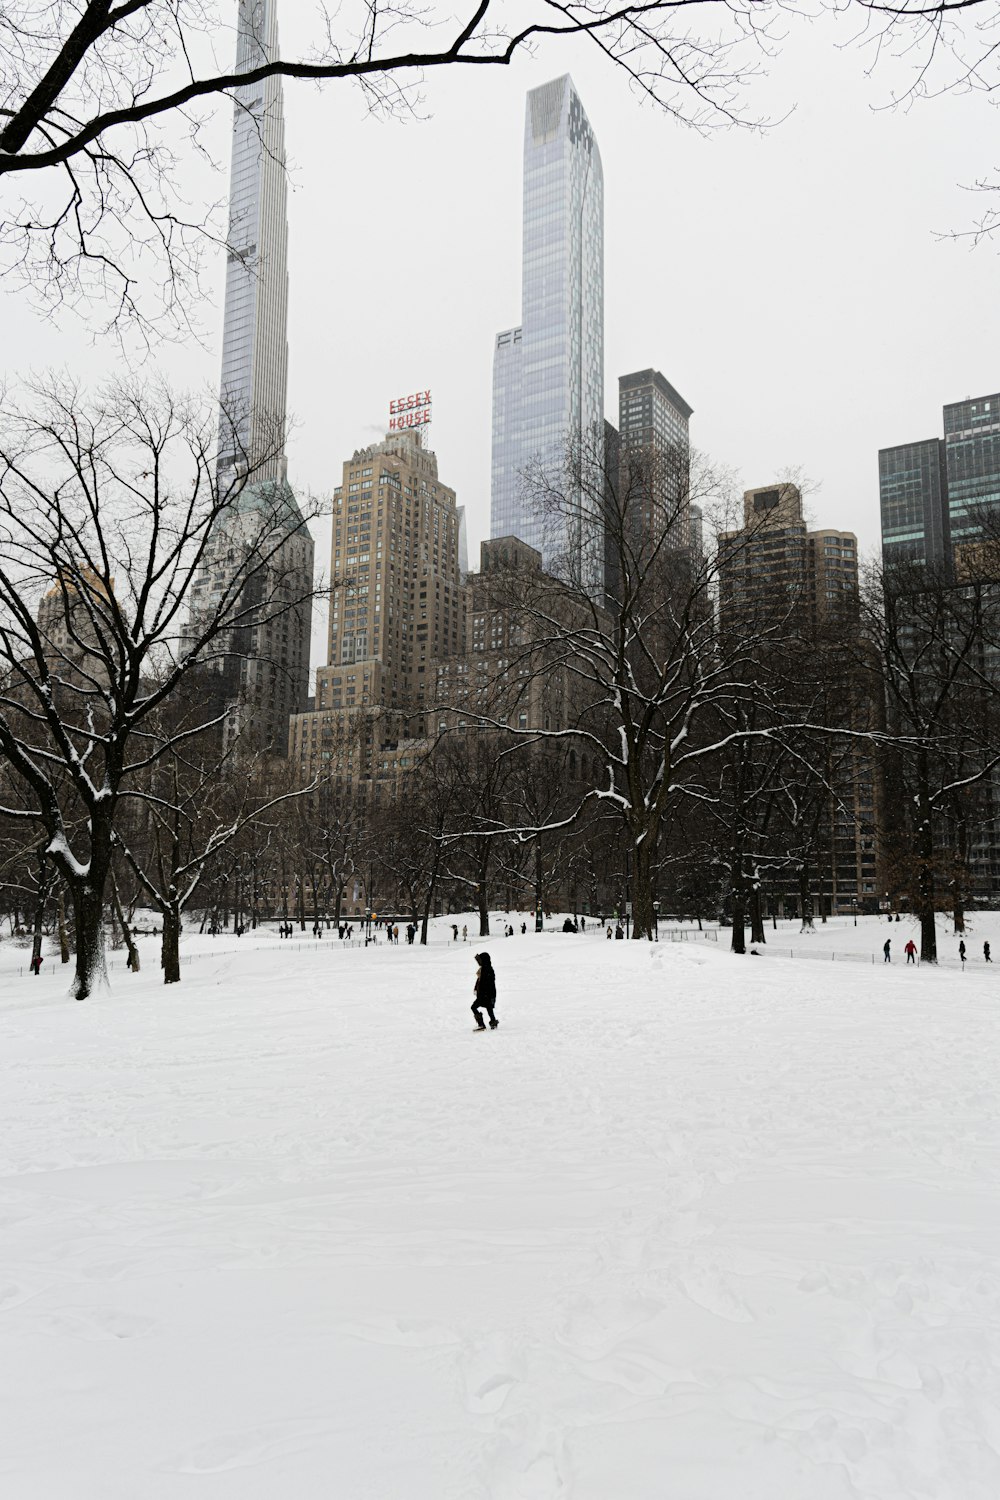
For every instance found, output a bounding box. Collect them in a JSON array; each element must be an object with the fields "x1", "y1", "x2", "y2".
[
  {"x1": 190, "y1": 0, "x2": 313, "y2": 755},
  {"x1": 217, "y1": 0, "x2": 290, "y2": 483},
  {"x1": 491, "y1": 76, "x2": 604, "y2": 592}
]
